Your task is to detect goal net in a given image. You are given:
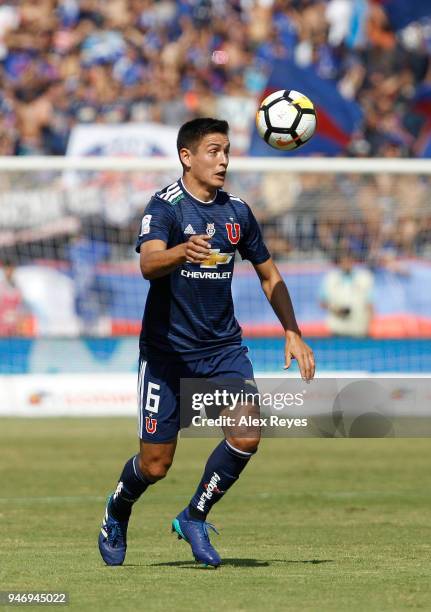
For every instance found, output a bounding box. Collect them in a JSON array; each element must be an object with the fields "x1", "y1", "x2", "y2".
[{"x1": 1, "y1": 157, "x2": 431, "y2": 376}]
